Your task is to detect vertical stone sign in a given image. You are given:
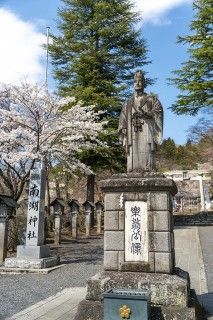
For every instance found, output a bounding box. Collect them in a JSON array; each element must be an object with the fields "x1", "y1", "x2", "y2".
[
  {"x1": 26, "y1": 159, "x2": 46, "y2": 246},
  {"x1": 125, "y1": 201, "x2": 148, "y2": 262},
  {"x1": 4, "y1": 157, "x2": 59, "y2": 268}
]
